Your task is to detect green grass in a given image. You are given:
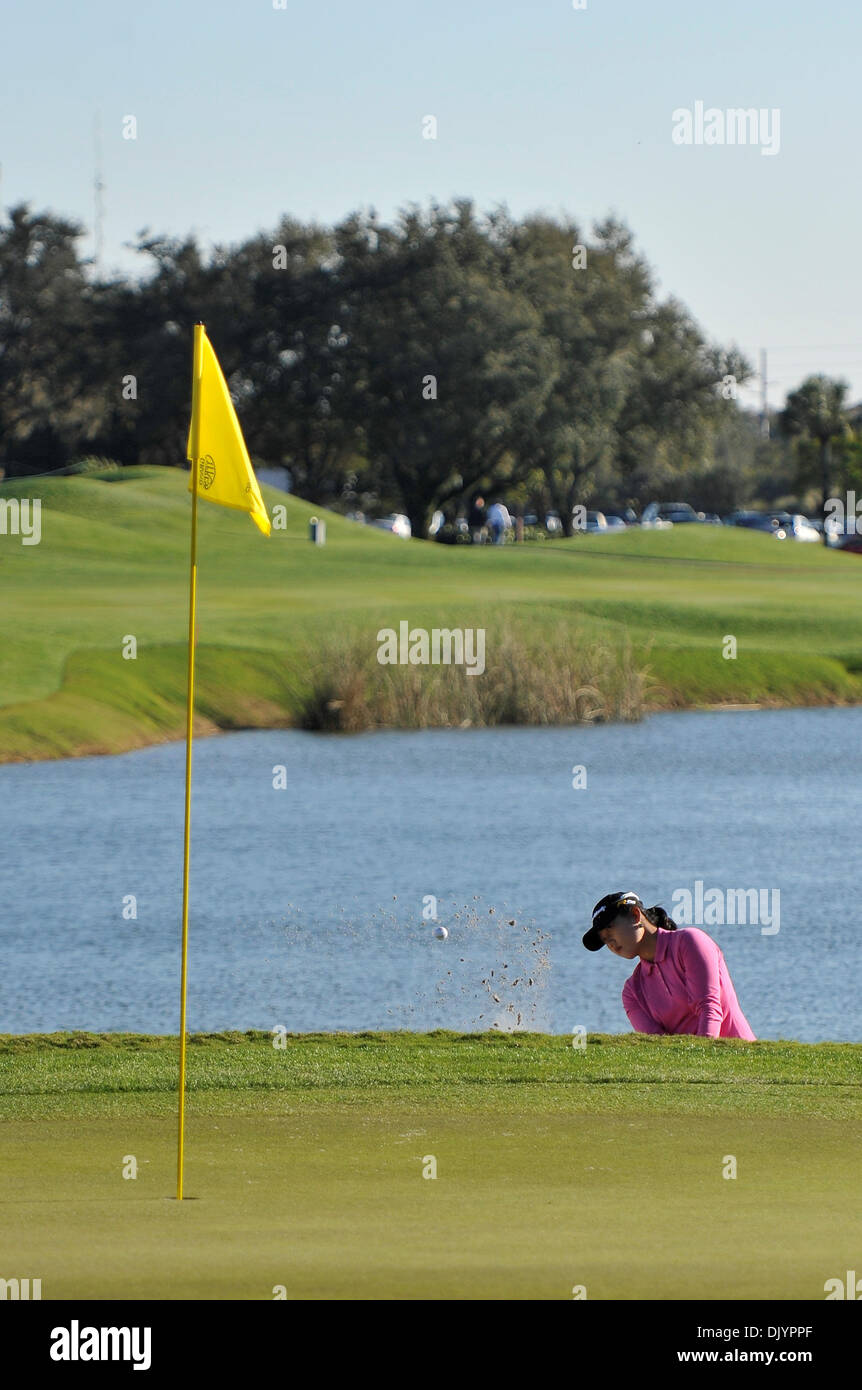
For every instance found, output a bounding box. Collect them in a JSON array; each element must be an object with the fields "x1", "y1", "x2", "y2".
[
  {"x1": 1, "y1": 466, "x2": 861, "y2": 761},
  {"x1": 2, "y1": 1032, "x2": 859, "y2": 1299}
]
